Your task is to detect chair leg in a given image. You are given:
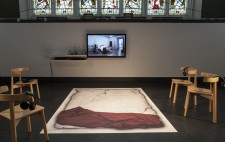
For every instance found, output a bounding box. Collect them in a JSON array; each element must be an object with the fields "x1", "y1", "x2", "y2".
[
  {"x1": 30, "y1": 84, "x2": 34, "y2": 93},
  {"x1": 209, "y1": 100, "x2": 213, "y2": 112},
  {"x1": 36, "y1": 83, "x2": 41, "y2": 99},
  {"x1": 19, "y1": 86, "x2": 23, "y2": 94},
  {"x1": 213, "y1": 99, "x2": 217, "y2": 123},
  {"x1": 40, "y1": 110, "x2": 49, "y2": 141},
  {"x1": 169, "y1": 81, "x2": 174, "y2": 98},
  {"x1": 25, "y1": 84, "x2": 34, "y2": 132},
  {"x1": 194, "y1": 95, "x2": 198, "y2": 105},
  {"x1": 173, "y1": 84, "x2": 178, "y2": 104},
  {"x1": 184, "y1": 92, "x2": 188, "y2": 109},
  {"x1": 11, "y1": 87, "x2": 14, "y2": 95},
  {"x1": 10, "y1": 119, "x2": 17, "y2": 142},
  {"x1": 26, "y1": 116, "x2": 32, "y2": 133},
  {"x1": 184, "y1": 92, "x2": 190, "y2": 117}
]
